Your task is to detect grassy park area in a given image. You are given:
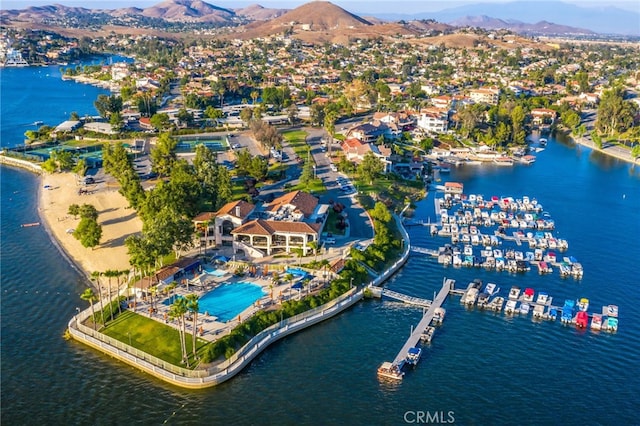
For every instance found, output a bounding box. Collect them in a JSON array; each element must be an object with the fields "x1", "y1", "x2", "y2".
[{"x1": 102, "y1": 310, "x2": 209, "y2": 368}]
